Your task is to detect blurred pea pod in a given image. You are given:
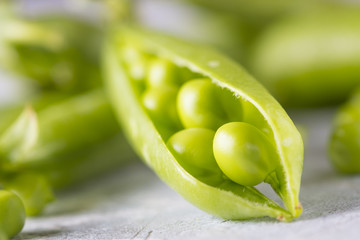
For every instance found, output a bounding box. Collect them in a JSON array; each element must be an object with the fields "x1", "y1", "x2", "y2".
[
  {"x1": 251, "y1": 8, "x2": 360, "y2": 107},
  {"x1": 184, "y1": 0, "x2": 305, "y2": 26},
  {"x1": 0, "y1": 14, "x2": 102, "y2": 92},
  {"x1": 0, "y1": 90, "x2": 134, "y2": 216},
  {"x1": 329, "y1": 89, "x2": 360, "y2": 173}
]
